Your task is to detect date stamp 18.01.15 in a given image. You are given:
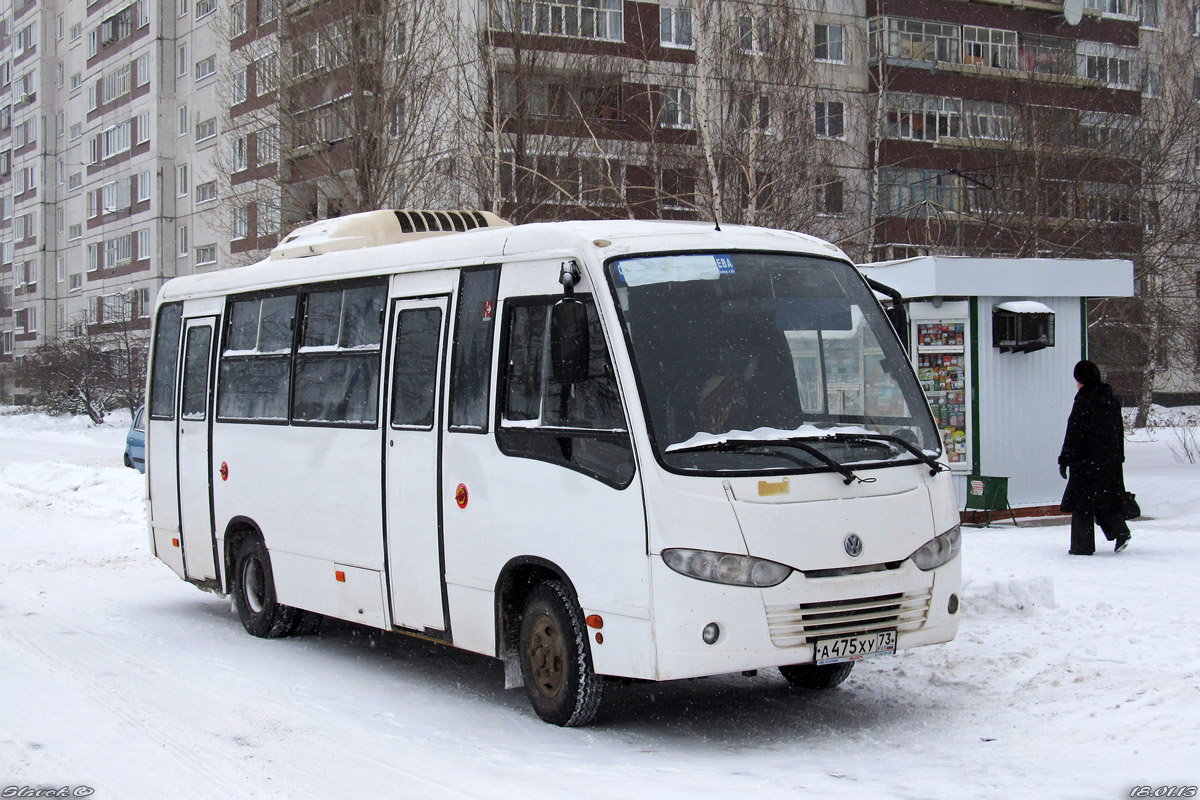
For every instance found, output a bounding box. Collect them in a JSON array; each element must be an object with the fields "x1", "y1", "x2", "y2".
[{"x1": 1129, "y1": 788, "x2": 1197, "y2": 798}]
